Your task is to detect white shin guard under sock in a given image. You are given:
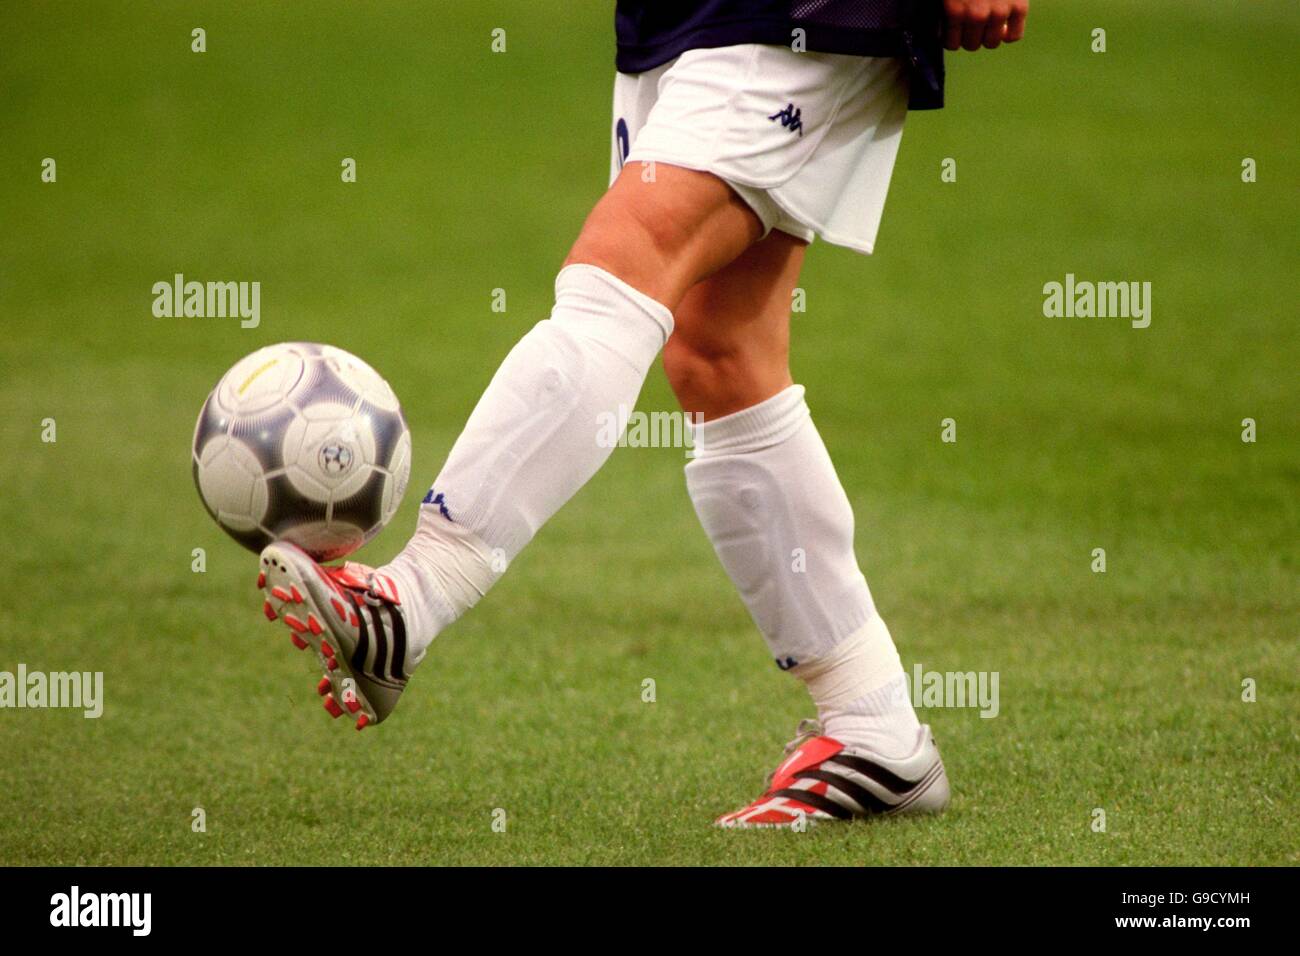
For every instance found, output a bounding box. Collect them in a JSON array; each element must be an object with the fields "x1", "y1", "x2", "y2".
[
  {"x1": 684, "y1": 385, "x2": 919, "y2": 754},
  {"x1": 382, "y1": 264, "x2": 674, "y2": 661},
  {"x1": 430, "y1": 264, "x2": 673, "y2": 558}
]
